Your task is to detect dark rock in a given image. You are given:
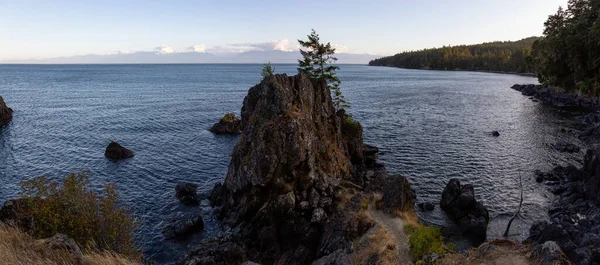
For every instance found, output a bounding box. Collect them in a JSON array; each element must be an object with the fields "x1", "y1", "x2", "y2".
[
  {"x1": 104, "y1": 141, "x2": 134, "y2": 160},
  {"x1": 210, "y1": 113, "x2": 242, "y2": 134},
  {"x1": 0, "y1": 96, "x2": 13, "y2": 126},
  {"x1": 363, "y1": 144, "x2": 380, "y2": 168},
  {"x1": 0, "y1": 199, "x2": 35, "y2": 232},
  {"x1": 440, "y1": 179, "x2": 489, "y2": 243},
  {"x1": 418, "y1": 201, "x2": 435, "y2": 212},
  {"x1": 553, "y1": 140, "x2": 580, "y2": 153},
  {"x1": 533, "y1": 241, "x2": 563, "y2": 263},
  {"x1": 175, "y1": 183, "x2": 200, "y2": 206},
  {"x1": 491, "y1": 131, "x2": 500, "y2": 137},
  {"x1": 583, "y1": 147, "x2": 600, "y2": 204},
  {"x1": 45, "y1": 234, "x2": 84, "y2": 262},
  {"x1": 163, "y1": 213, "x2": 204, "y2": 240}
]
